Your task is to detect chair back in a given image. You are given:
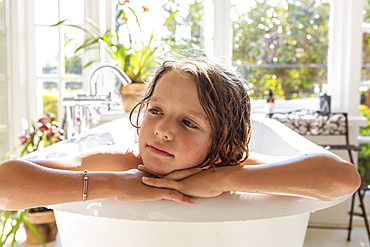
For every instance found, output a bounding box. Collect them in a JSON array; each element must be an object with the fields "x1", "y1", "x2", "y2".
[{"x1": 271, "y1": 109, "x2": 360, "y2": 163}]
